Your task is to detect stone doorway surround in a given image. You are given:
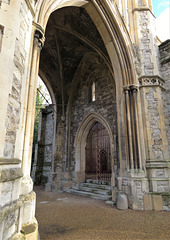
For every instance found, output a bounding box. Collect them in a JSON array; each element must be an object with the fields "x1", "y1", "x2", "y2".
[{"x1": 74, "y1": 113, "x2": 115, "y2": 185}]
